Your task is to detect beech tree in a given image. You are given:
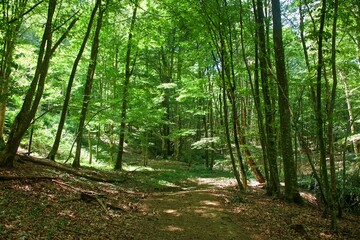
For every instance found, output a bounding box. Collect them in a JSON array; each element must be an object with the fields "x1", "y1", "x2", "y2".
[
  {"x1": 73, "y1": 0, "x2": 105, "y2": 168},
  {"x1": 114, "y1": 1, "x2": 139, "y2": 170},
  {"x1": 0, "y1": 0, "x2": 359, "y2": 230},
  {"x1": 47, "y1": 0, "x2": 100, "y2": 161},
  {"x1": 0, "y1": 0, "x2": 76, "y2": 167},
  {"x1": 271, "y1": 0, "x2": 301, "y2": 203}
]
